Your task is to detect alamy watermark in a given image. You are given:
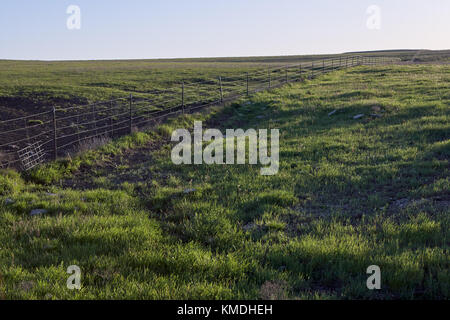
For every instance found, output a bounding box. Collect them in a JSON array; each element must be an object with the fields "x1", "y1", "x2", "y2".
[
  {"x1": 171, "y1": 121, "x2": 279, "y2": 175},
  {"x1": 66, "y1": 5, "x2": 81, "y2": 30},
  {"x1": 66, "y1": 265, "x2": 81, "y2": 290},
  {"x1": 366, "y1": 265, "x2": 381, "y2": 290},
  {"x1": 366, "y1": 5, "x2": 381, "y2": 30}
]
